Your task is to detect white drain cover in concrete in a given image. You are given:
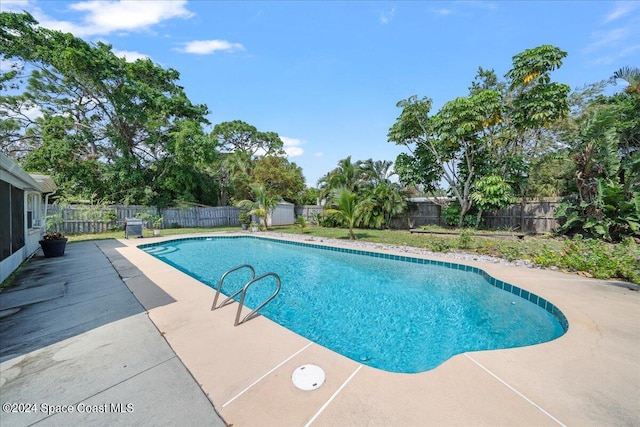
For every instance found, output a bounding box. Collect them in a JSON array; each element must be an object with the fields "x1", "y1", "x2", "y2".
[{"x1": 292, "y1": 364, "x2": 325, "y2": 391}]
